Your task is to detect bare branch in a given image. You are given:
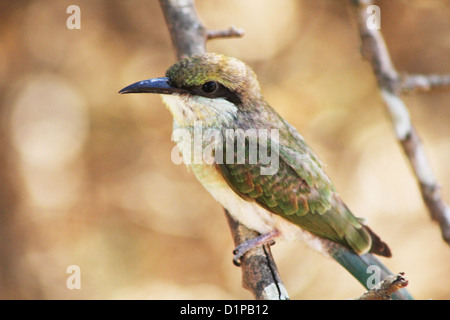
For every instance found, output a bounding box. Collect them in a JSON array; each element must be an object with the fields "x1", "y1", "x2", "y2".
[
  {"x1": 159, "y1": 1, "x2": 244, "y2": 59},
  {"x1": 400, "y1": 74, "x2": 450, "y2": 93},
  {"x1": 356, "y1": 272, "x2": 409, "y2": 300},
  {"x1": 349, "y1": 0, "x2": 450, "y2": 245},
  {"x1": 225, "y1": 211, "x2": 289, "y2": 300},
  {"x1": 158, "y1": 0, "x2": 287, "y2": 300},
  {"x1": 207, "y1": 26, "x2": 245, "y2": 40},
  {"x1": 159, "y1": 0, "x2": 206, "y2": 60}
]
